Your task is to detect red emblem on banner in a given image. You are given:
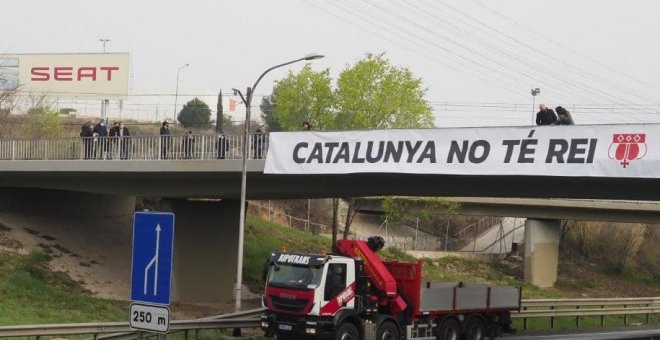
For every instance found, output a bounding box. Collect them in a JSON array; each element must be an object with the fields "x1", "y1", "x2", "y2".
[{"x1": 608, "y1": 133, "x2": 647, "y2": 168}]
